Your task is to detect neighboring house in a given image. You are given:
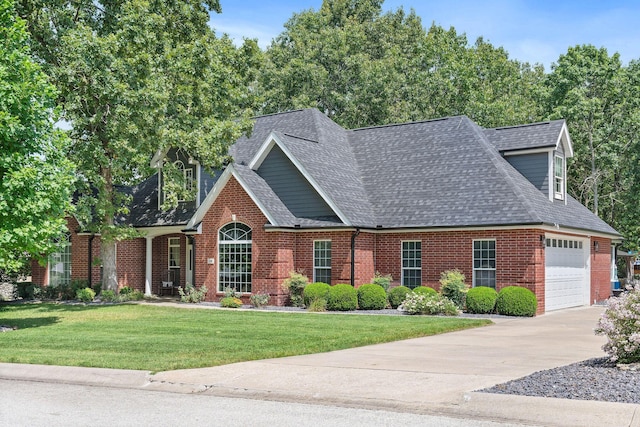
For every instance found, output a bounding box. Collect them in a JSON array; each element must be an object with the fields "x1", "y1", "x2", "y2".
[{"x1": 32, "y1": 108, "x2": 621, "y2": 314}]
